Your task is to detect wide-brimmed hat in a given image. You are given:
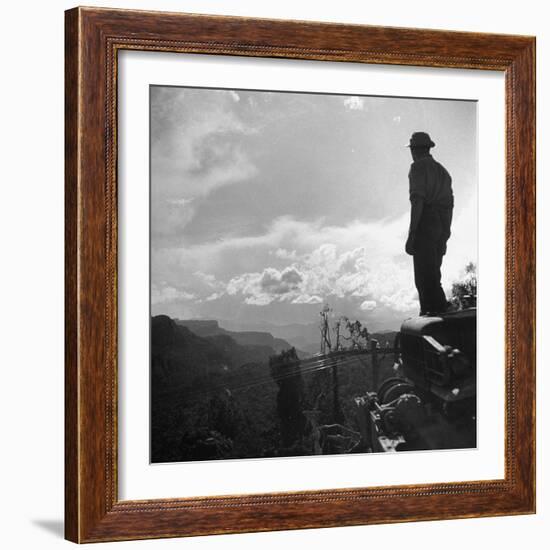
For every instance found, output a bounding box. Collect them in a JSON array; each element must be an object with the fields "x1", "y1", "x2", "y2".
[{"x1": 406, "y1": 132, "x2": 435, "y2": 148}]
